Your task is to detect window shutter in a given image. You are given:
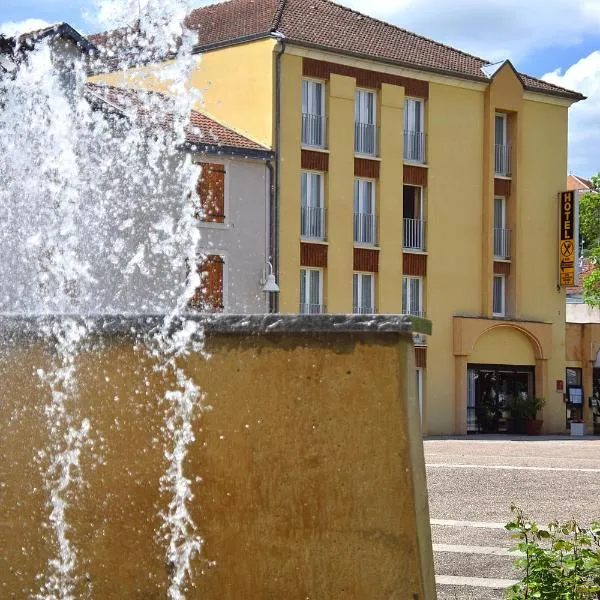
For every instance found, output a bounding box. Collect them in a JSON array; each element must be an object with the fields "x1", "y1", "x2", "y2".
[
  {"x1": 196, "y1": 163, "x2": 225, "y2": 223},
  {"x1": 188, "y1": 255, "x2": 224, "y2": 312}
]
